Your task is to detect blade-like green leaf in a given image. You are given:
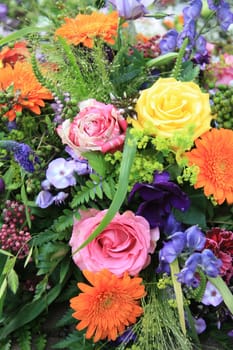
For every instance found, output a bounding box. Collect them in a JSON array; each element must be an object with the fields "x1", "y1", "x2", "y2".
[
  {"x1": 0, "y1": 26, "x2": 52, "y2": 46},
  {"x1": 72, "y1": 129, "x2": 137, "y2": 254}
]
